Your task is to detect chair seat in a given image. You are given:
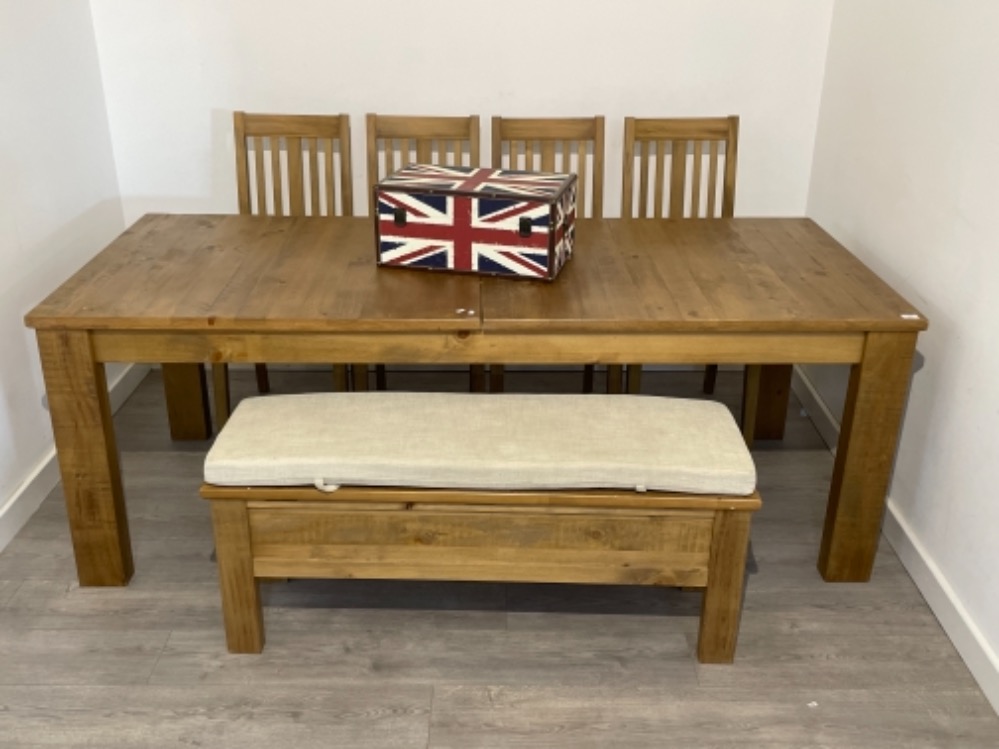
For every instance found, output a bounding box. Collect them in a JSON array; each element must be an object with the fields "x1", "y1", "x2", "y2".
[{"x1": 204, "y1": 392, "x2": 756, "y2": 495}]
